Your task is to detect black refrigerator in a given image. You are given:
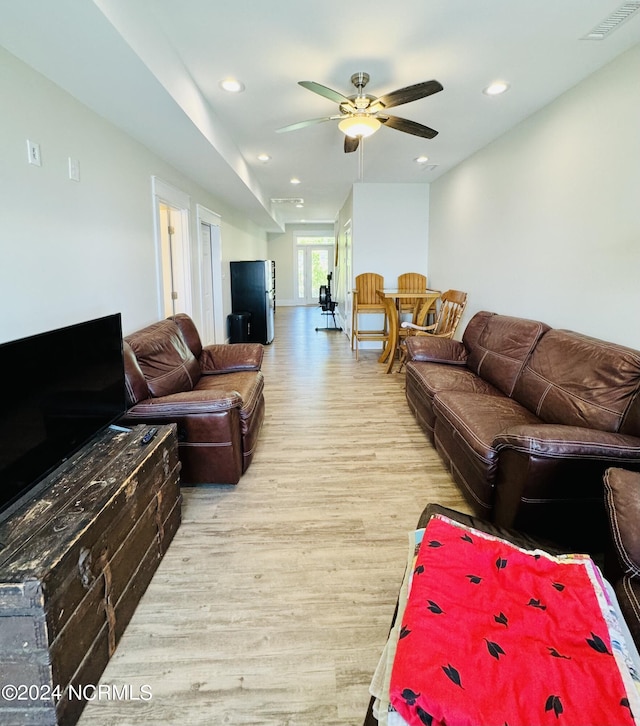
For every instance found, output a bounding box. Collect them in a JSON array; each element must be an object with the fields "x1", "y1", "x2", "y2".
[{"x1": 230, "y1": 260, "x2": 275, "y2": 344}]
